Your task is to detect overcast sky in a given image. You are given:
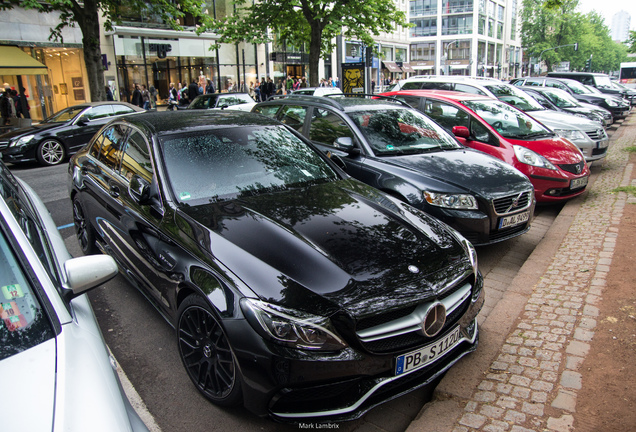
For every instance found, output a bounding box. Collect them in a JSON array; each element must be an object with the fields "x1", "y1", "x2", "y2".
[{"x1": 577, "y1": 0, "x2": 635, "y2": 31}]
